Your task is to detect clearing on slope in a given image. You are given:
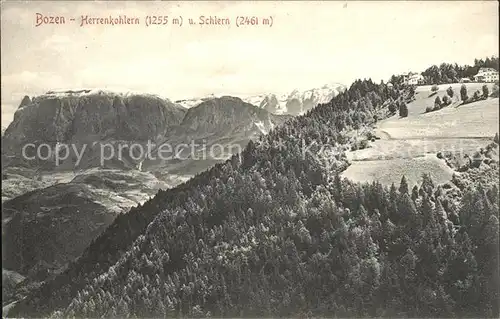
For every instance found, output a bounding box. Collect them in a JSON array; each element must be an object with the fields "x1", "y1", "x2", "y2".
[{"x1": 342, "y1": 82, "x2": 499, "y2": 186}]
